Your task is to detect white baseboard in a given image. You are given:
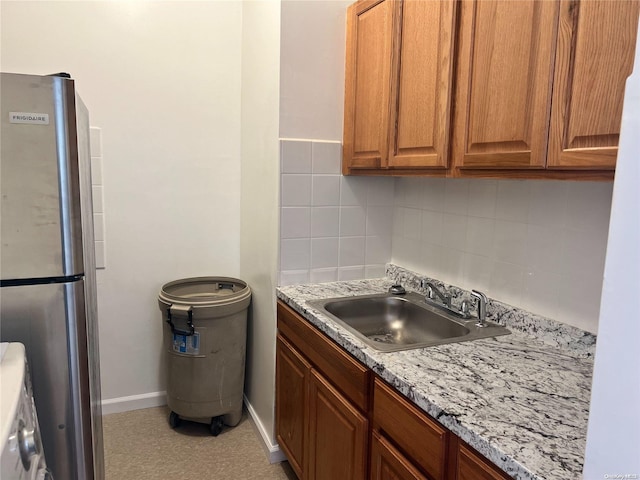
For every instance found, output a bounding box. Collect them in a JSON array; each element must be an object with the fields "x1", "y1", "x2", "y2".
[
  {"x1": 101, "y1": 391, "x2": 167, "y2": 415},
  {"x1": 243, "y1": 395, "x2": 287, "y2": 464}
]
